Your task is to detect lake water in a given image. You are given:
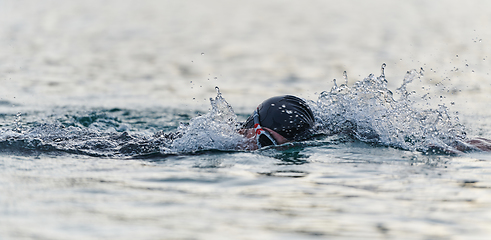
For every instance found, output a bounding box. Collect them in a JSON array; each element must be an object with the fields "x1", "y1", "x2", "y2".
[{"x1": 1, "y1": 0, "x2": 491, "y2": 239}]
